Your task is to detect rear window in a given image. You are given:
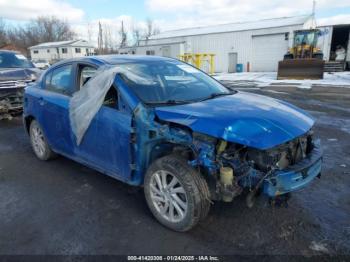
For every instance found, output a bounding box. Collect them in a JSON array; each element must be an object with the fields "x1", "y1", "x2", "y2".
[{"x1": 45, "y1": 65, "x2": 74, "y2": 95}]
